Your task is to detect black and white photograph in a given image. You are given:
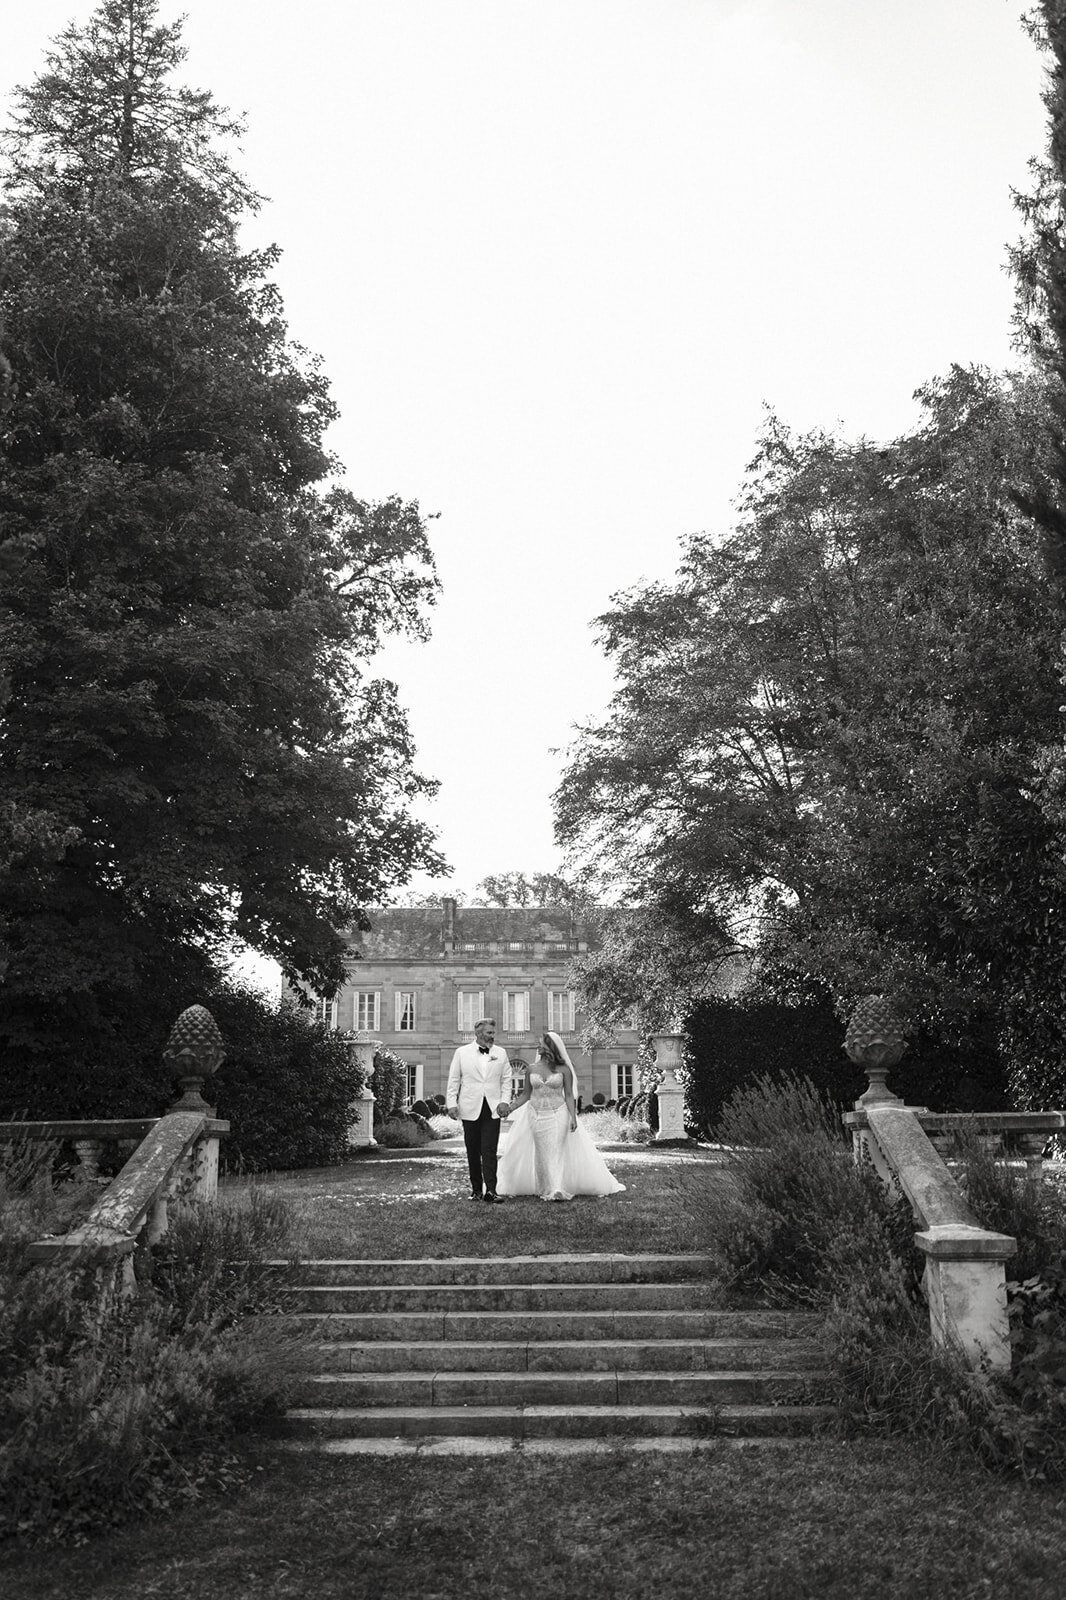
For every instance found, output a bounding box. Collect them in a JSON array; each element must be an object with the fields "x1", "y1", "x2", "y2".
[{"x1": 2, "y1": 4, "x2": 1066, "y2": 1597}]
